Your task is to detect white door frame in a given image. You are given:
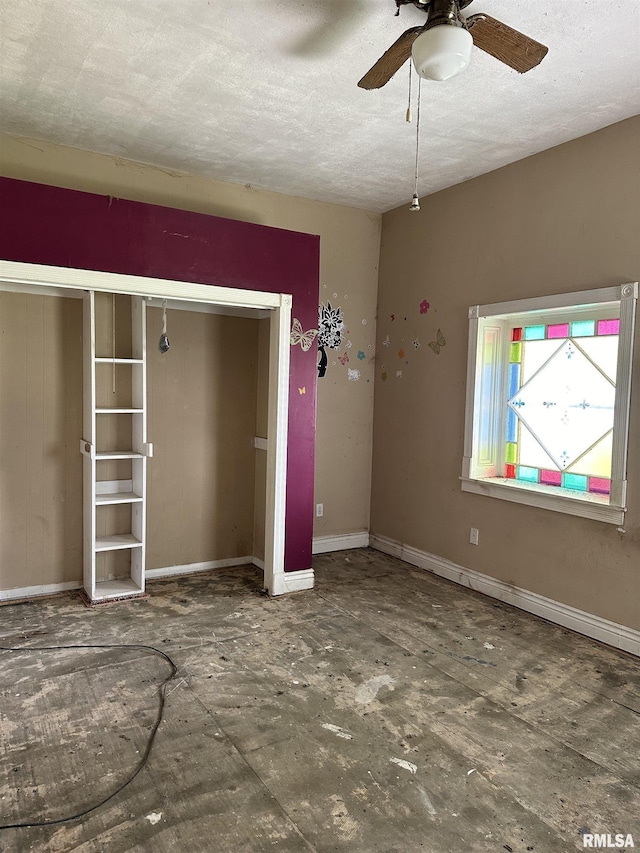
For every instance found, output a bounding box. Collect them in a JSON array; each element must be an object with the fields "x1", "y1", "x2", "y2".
[{"x1": 0, "y1": 260, "x2": 291, "y2": 595}]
